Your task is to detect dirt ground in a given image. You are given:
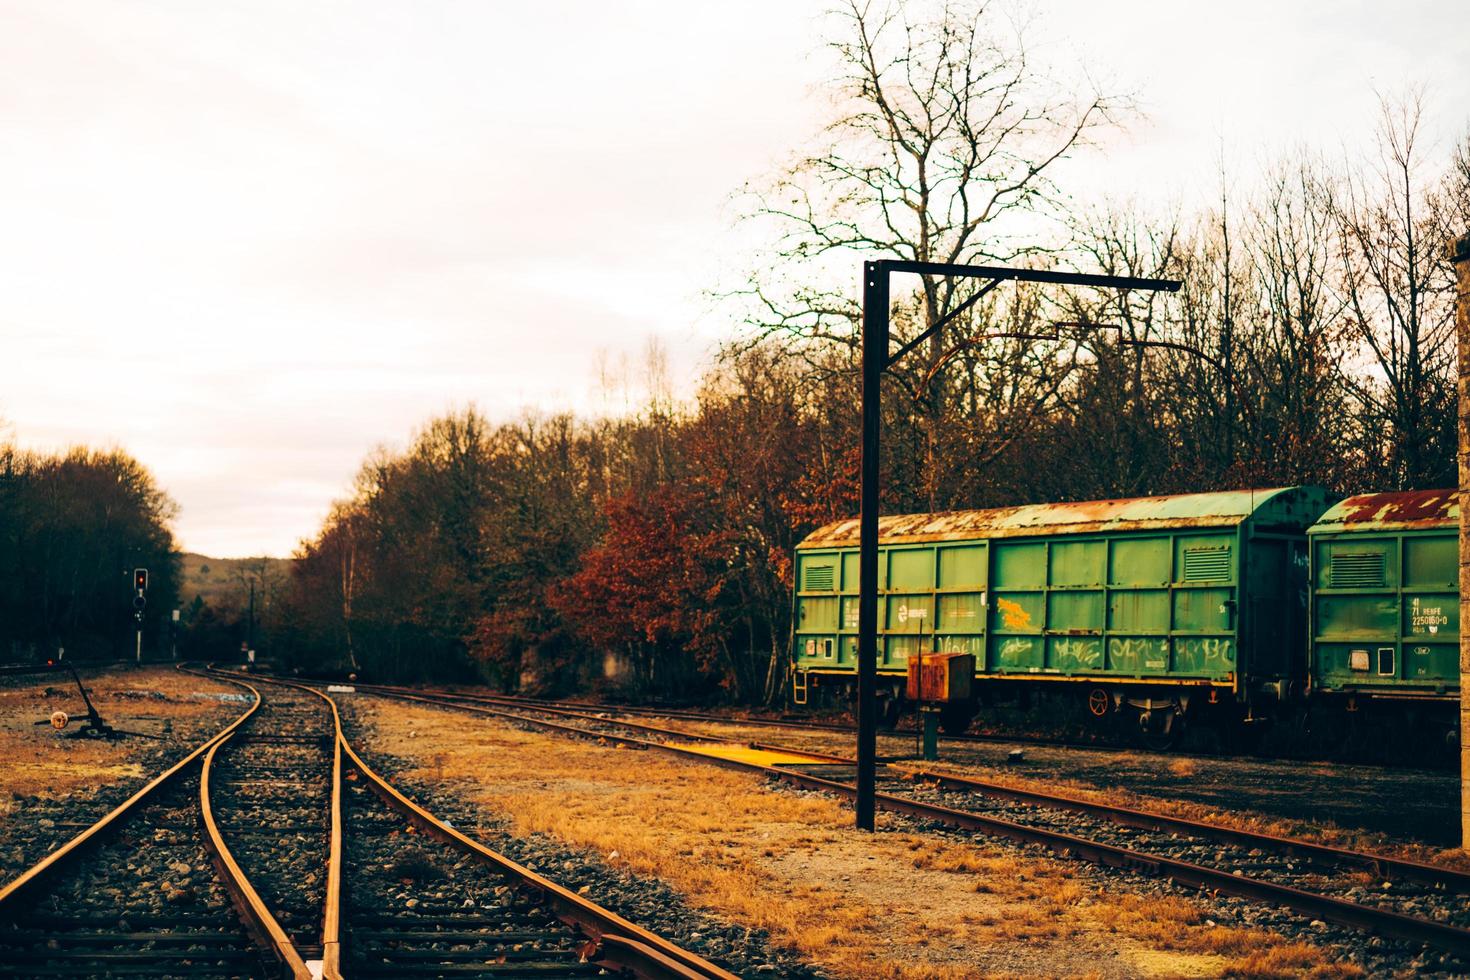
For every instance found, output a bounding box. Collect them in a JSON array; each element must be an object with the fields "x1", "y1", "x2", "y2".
[
  {"x1": 0, "y1": 665, "x2": 248, "y2": 822},
  {"x1": 348, "y1": 695, "x2": 1359, "y2": 979}
]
